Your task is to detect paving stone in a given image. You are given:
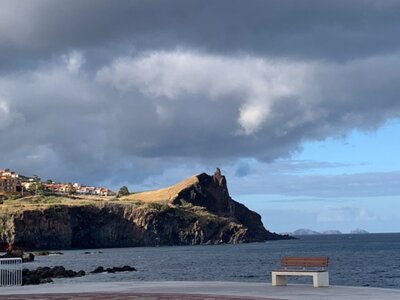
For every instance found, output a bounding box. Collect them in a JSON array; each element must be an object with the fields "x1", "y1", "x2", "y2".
[{"x1": 0, "y1": 293, "x2": 281, "y2": 300}]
